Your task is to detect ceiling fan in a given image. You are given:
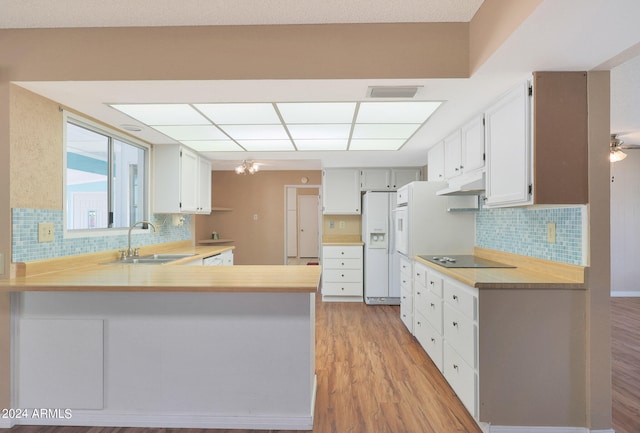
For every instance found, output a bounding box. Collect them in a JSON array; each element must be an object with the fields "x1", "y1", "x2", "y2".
[{"x1": 610, "y1": 134, "x2": 640, "y2": 162}]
